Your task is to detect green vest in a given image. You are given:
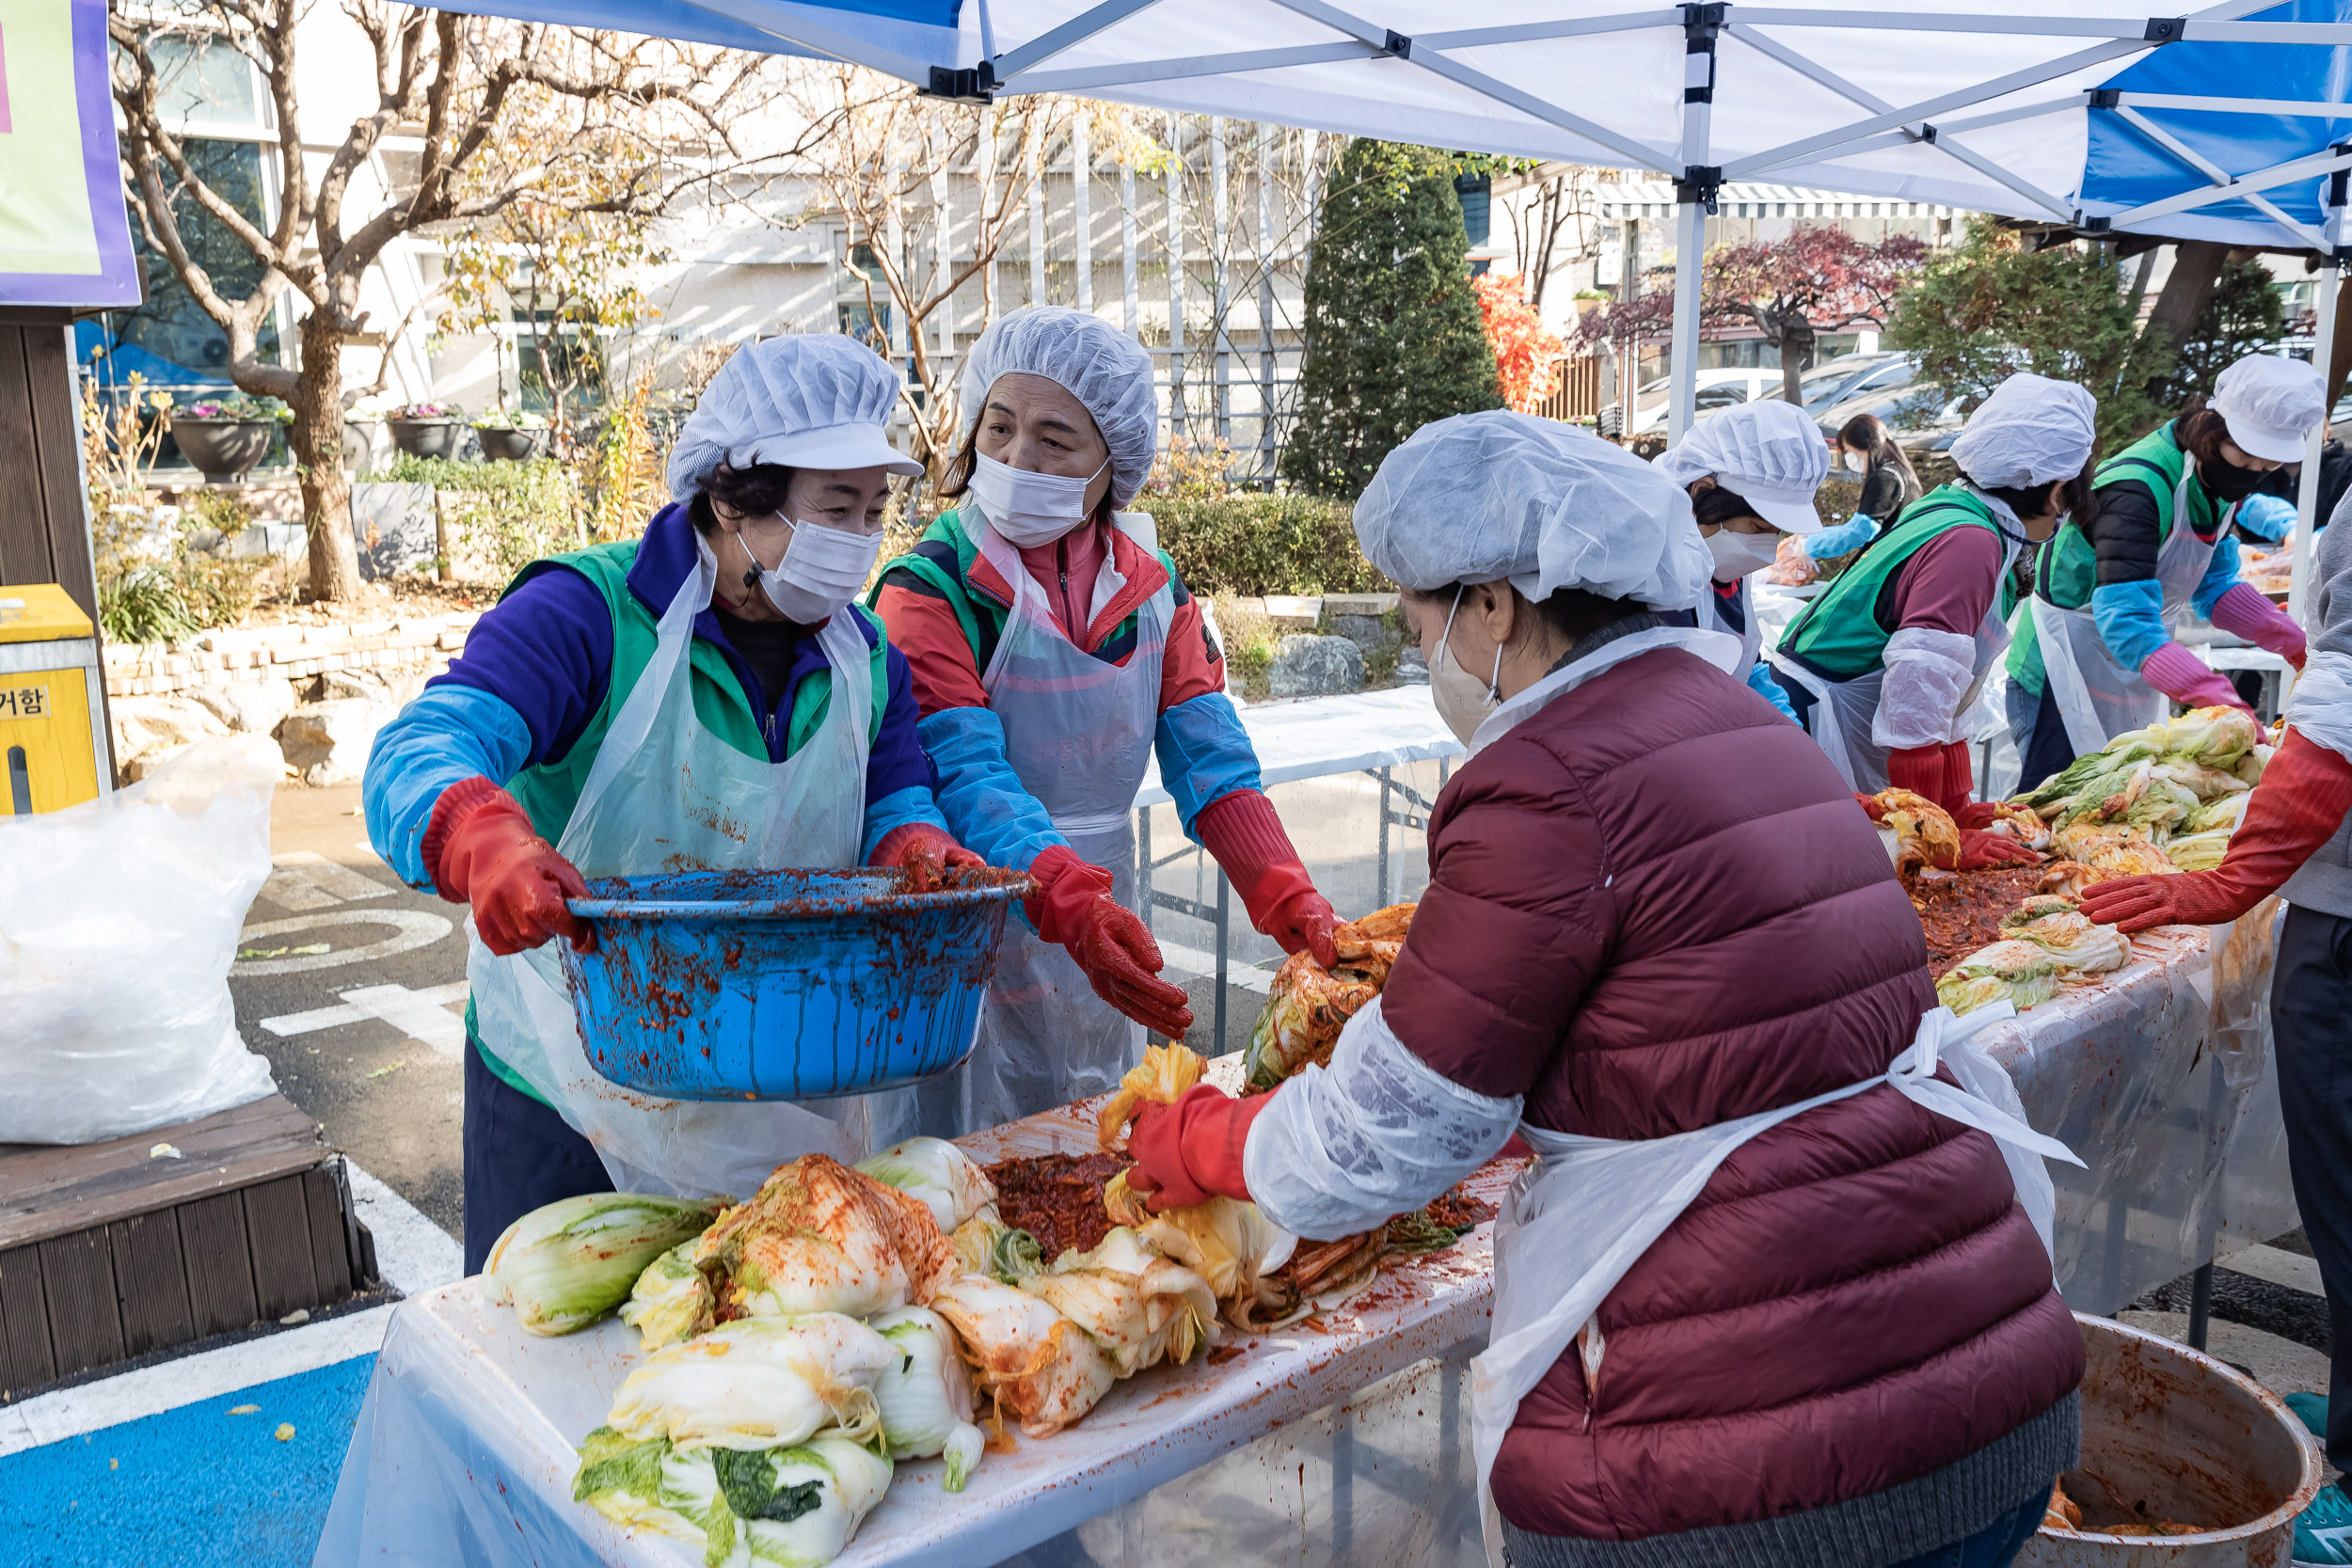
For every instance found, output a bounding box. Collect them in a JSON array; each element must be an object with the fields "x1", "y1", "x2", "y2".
[
  {"x1": 472, "y1": 541, "x2": 894, "y2": 1099},
  {"x1": 868, "y1": 508, "x2": 1183, "y2": 664},
  {"x1": 2007, "y1": 420, "x2": 2209, "y2": 695},
  {"x1": 1779, "y1": 484, "x2": 2013, "y2": 680}
]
